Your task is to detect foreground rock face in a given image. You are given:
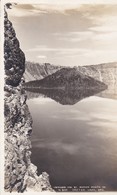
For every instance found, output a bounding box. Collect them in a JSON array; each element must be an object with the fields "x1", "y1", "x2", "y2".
[
  {"x1": 4, "y1": 10, "x2": 53, "y2": 192},
  {"x1": 4, "y1": 11, "x2": 25, "y2": 86}
]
